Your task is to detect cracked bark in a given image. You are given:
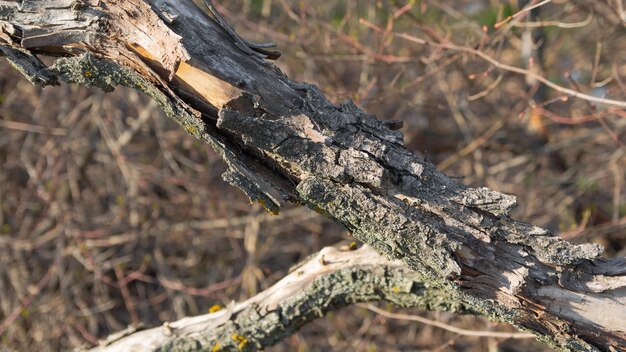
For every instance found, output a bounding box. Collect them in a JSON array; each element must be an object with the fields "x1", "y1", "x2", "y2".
[
  {"x1": 93, "y1": 245, "x2": 469, "y2": 352},
  {"x1": 1, "y1": 1, "x2": 624, "y2": 351}
]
